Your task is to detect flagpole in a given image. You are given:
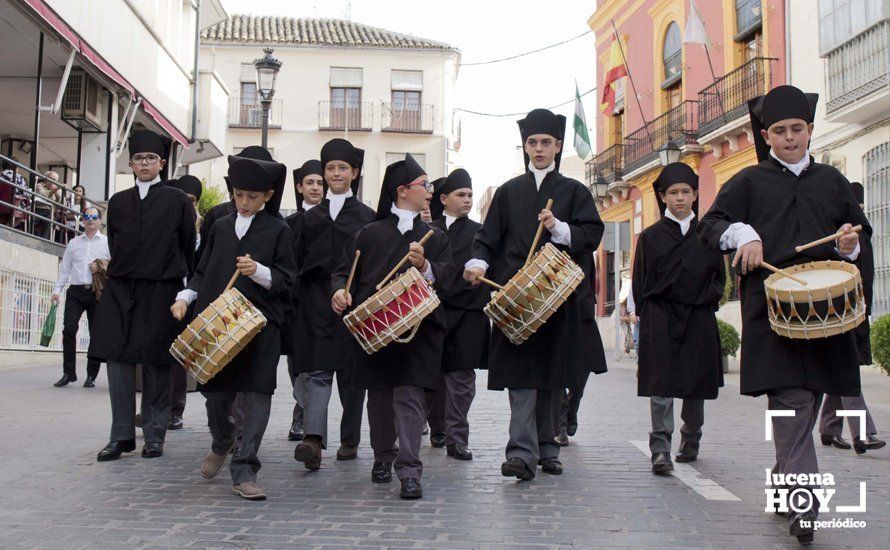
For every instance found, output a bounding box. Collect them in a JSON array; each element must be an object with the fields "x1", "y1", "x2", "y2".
[
  {"x1": 703, "y1": 45, "x2": 727, "y2": 121},
  {"x1": 610, "y1": 19, "x2": 652, "y2": 147}
]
